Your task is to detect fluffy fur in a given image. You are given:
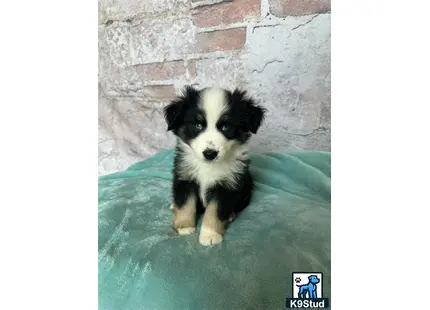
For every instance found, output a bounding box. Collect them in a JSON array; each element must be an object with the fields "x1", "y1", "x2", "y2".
[{"x1": 164, "y1": 86, "x2": 266, "y2": 246}]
